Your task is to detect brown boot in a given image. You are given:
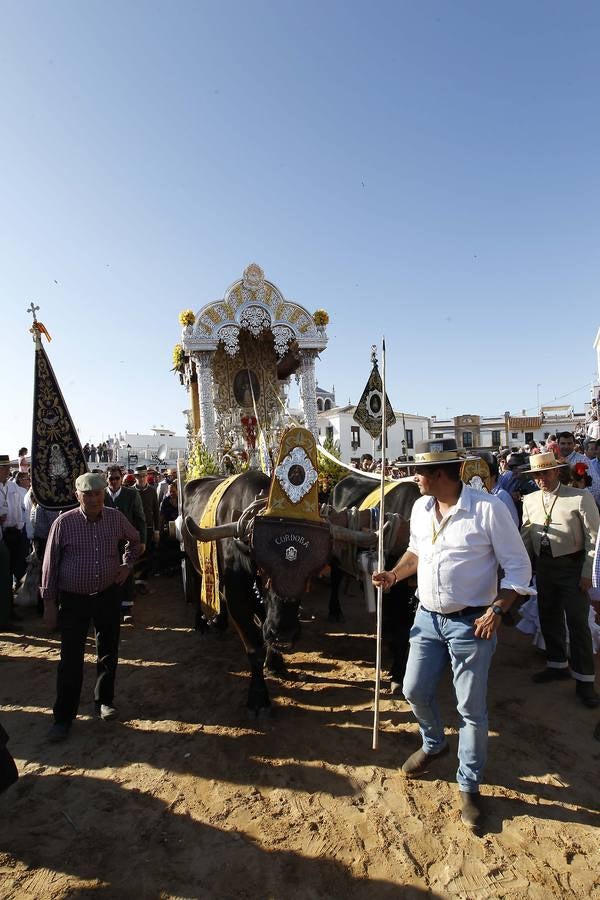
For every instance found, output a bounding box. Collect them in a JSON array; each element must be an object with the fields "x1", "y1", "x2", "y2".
[
  {"x1": 401, "y1": 743, "x2": 449, "y2": 777},
  {"x1": 460, "y1": 791, "x2": 484, "y2": 831}
]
